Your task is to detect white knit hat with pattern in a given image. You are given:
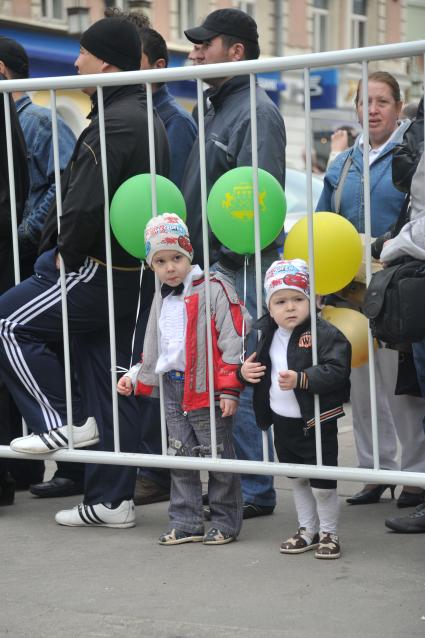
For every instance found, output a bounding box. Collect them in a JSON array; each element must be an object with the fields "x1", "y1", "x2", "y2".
[
  {"x1": 144, "y1": 213, "x2": 193, "y2": 266},
  {"x1": 264, "y1": 259, "x2": 310, "y2": 307}
]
